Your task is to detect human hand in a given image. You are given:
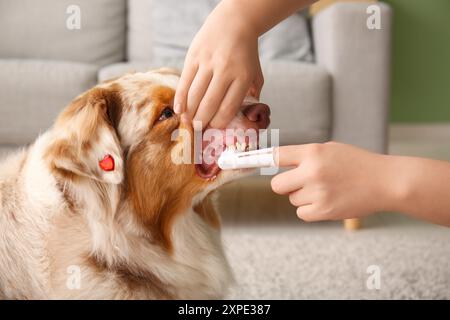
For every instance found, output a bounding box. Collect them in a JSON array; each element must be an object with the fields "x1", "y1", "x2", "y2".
[
  {"x1": 271, "y1": 142, "x2": 396, "y2": 222},
  {"x1": 174, "y1": 0, "x2": 264, "y2": 129}
]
